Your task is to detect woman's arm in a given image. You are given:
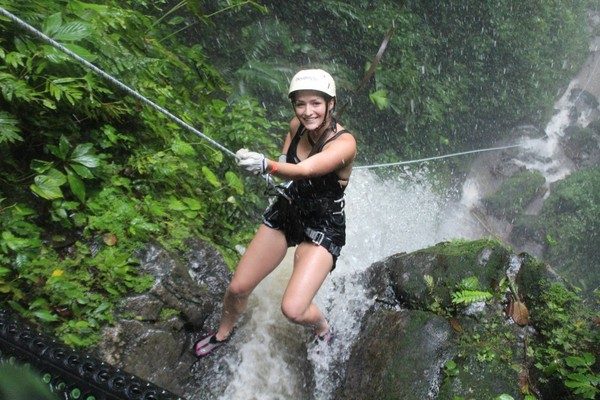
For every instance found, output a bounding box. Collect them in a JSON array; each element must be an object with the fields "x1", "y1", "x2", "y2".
[
  {"x1": 280, "y1": 117, "x2": 299, "y2": 156},
  {"x1": 266, "y1": 132, "x2": 356, "y2": 180}
]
